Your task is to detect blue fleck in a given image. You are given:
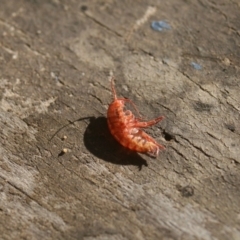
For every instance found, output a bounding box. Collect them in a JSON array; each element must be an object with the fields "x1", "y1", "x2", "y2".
[
  {"x1": 191, "y1": 62, "x2": 202, "y2": 70},
  {"x1": 151, "y1": 21, "x2": 171, "y2": 32}
]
